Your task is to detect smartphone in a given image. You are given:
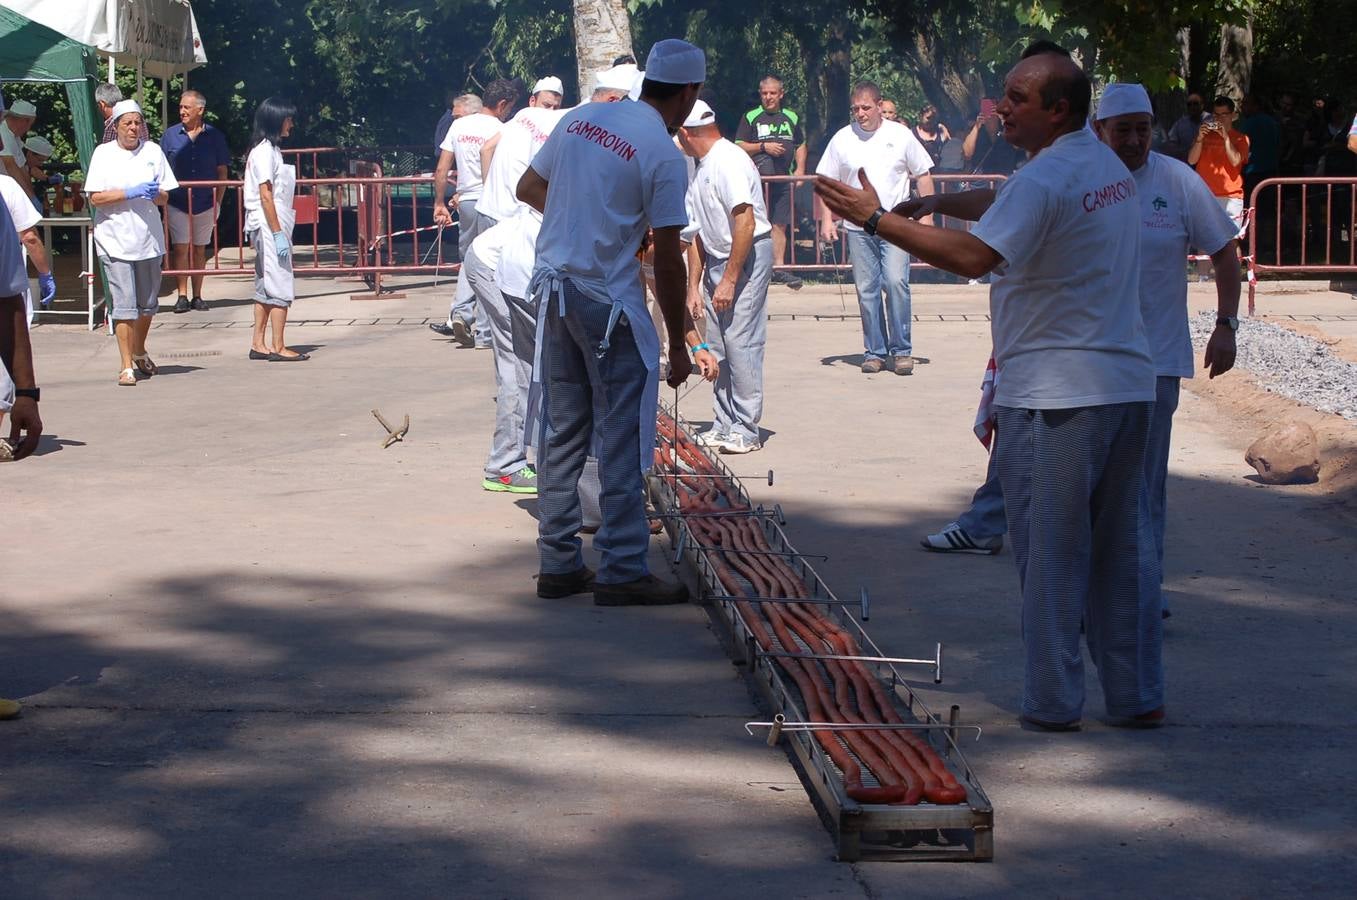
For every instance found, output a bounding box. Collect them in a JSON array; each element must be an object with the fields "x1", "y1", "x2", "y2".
[{"x1": 979, "y1": 98, "x2": 997, "y2": 120}]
